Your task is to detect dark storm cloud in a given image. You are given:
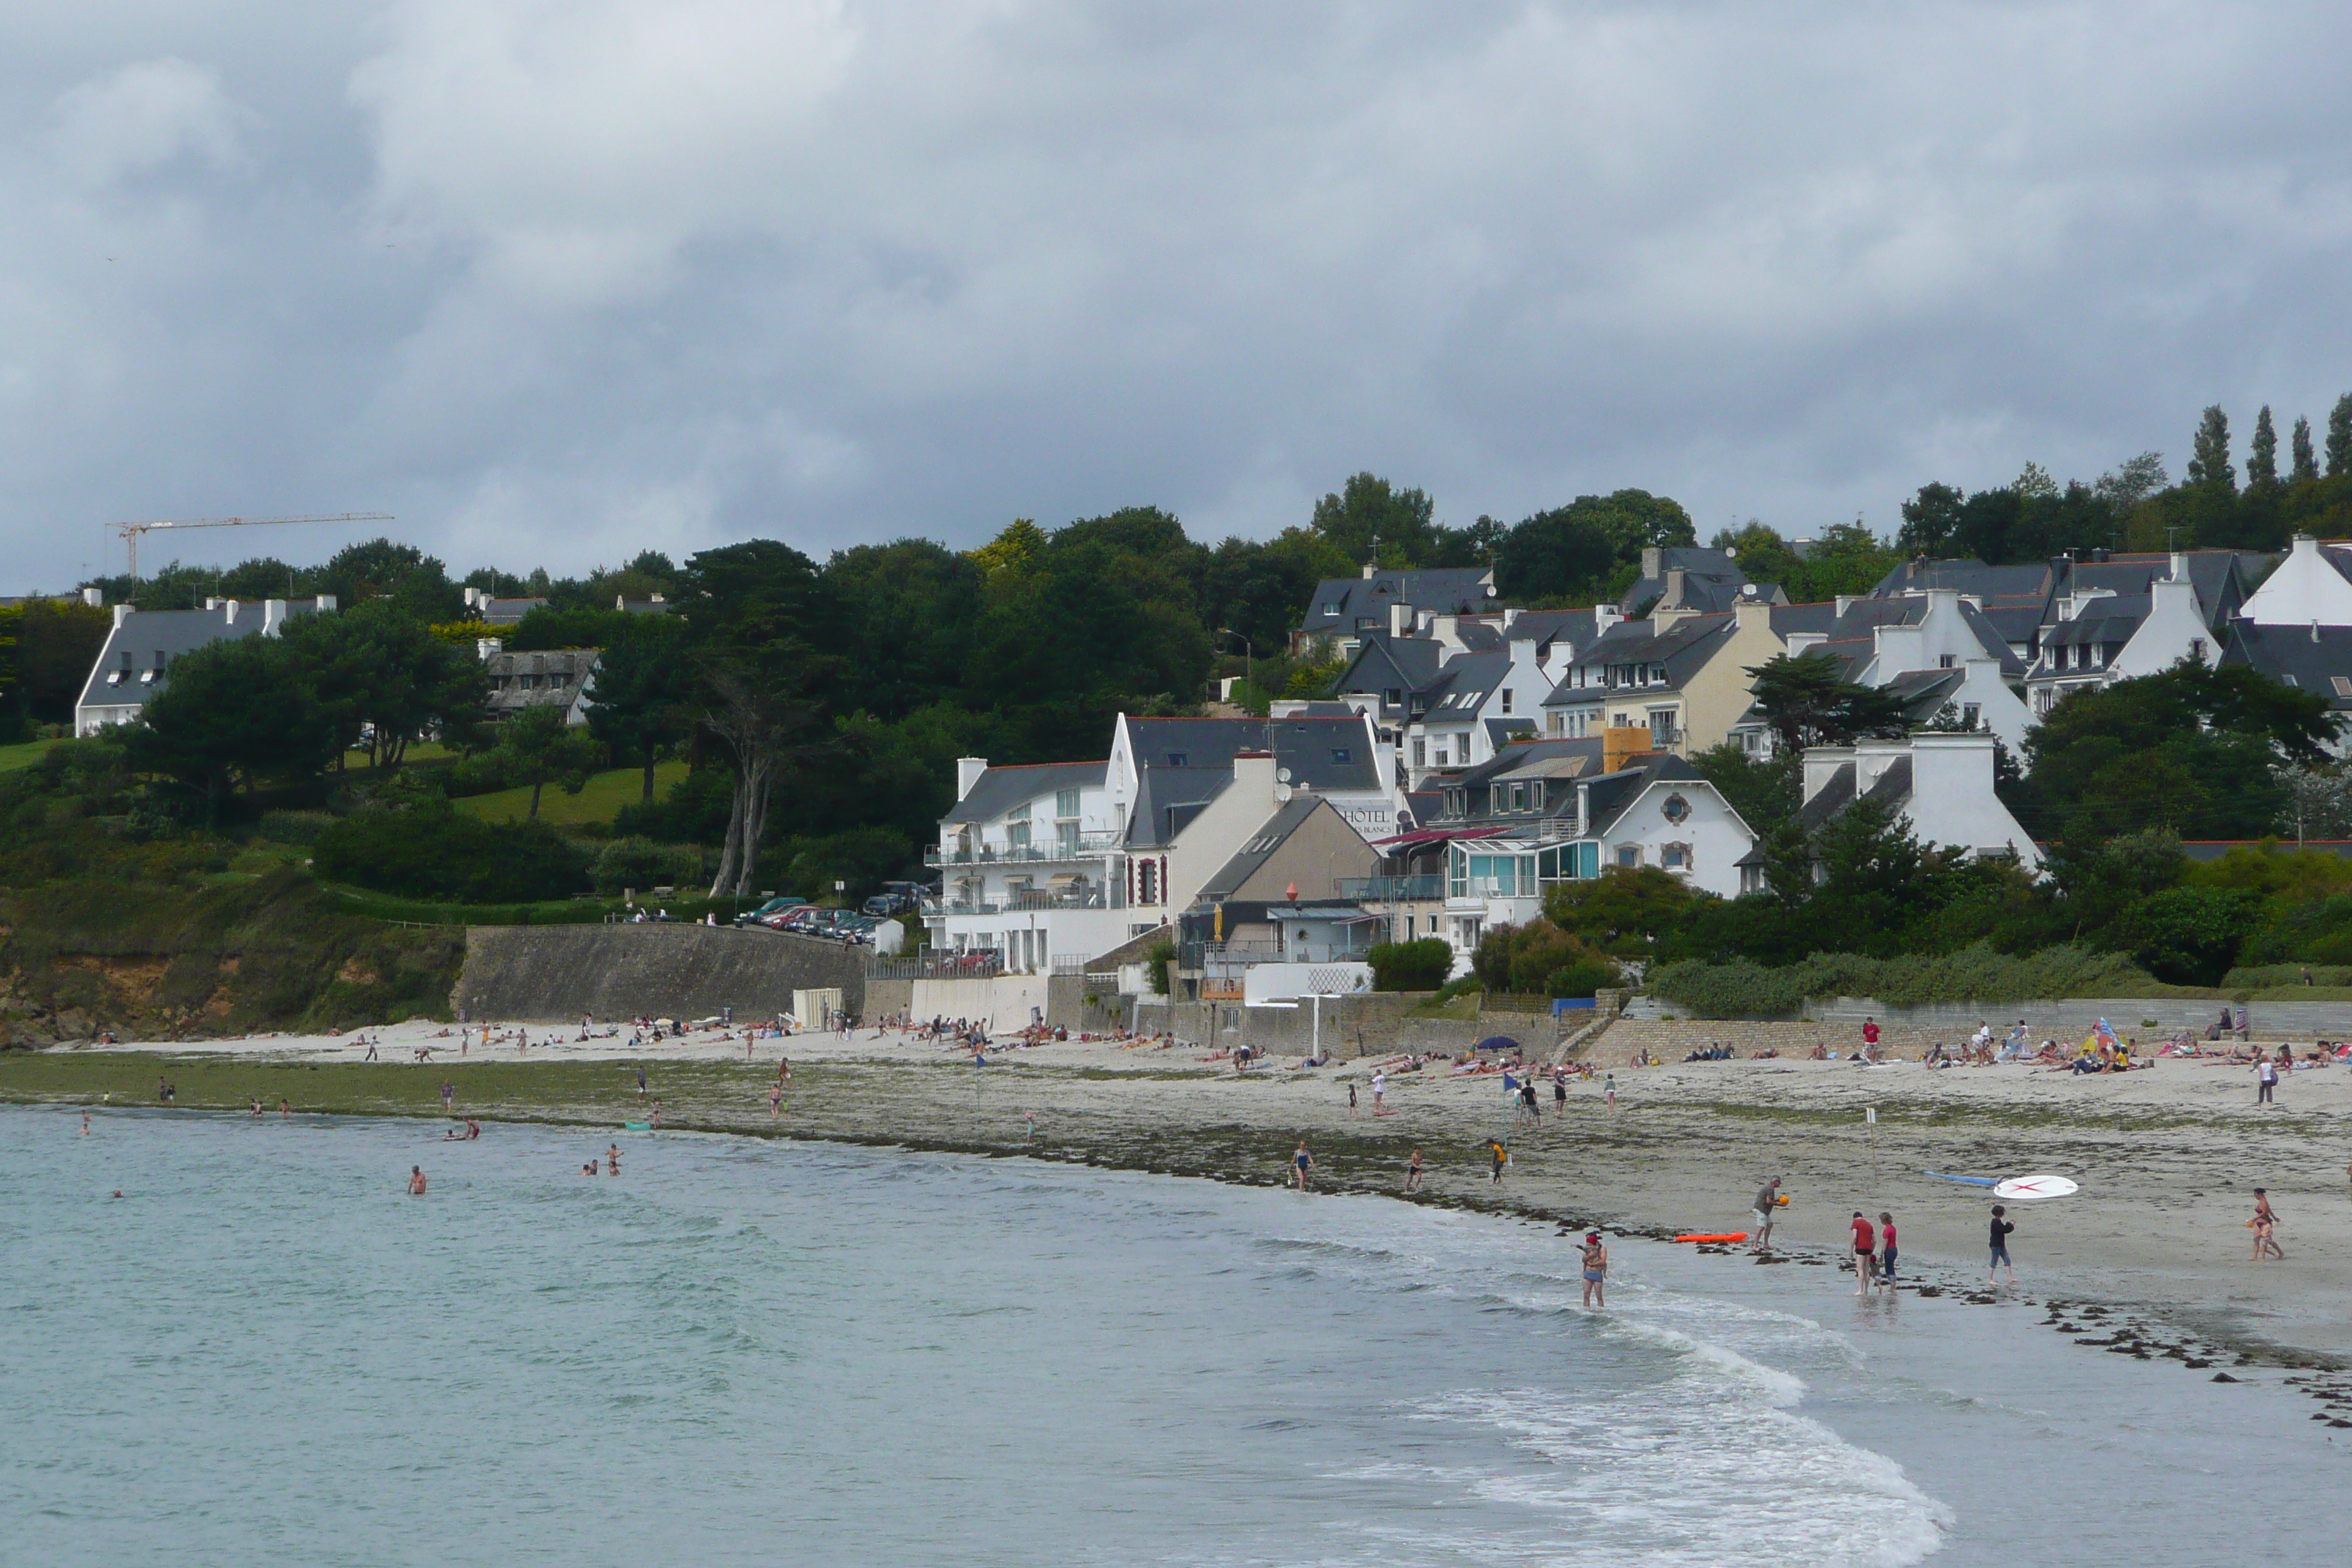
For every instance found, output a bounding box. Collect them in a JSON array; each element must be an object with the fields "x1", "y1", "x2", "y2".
[{"x1": 5, "y1": 1, "x2": 2351, "y2": 586}]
